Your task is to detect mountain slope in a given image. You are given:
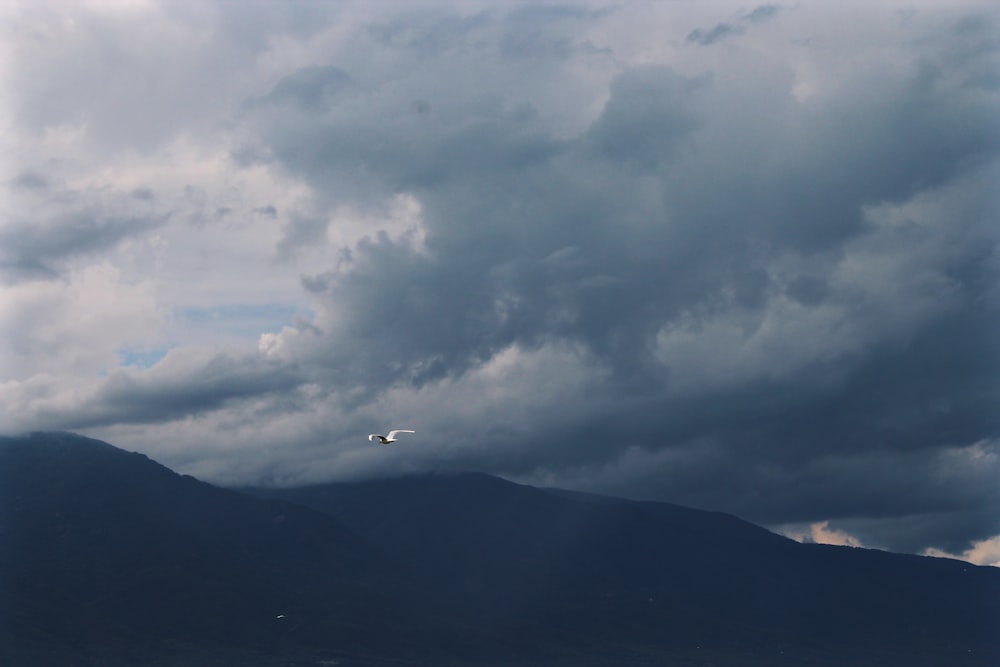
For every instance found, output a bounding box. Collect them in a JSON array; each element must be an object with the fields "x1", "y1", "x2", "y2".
[
  {"x1": 2, "y1": 432, "x2": 999, "y2": 666},
  {"x1": 248, "y1": 472, "x2": 1000, "y2": 666},
  {"x1": 0, "y1": 432, "x2": 437, "y2": 666}
]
